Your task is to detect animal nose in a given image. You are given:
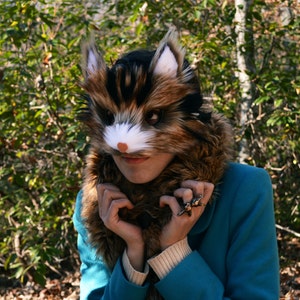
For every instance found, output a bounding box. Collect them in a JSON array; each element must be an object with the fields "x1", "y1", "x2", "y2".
[{"x1": 117, "y1": 142, "x2": 128, "y2": 153}]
